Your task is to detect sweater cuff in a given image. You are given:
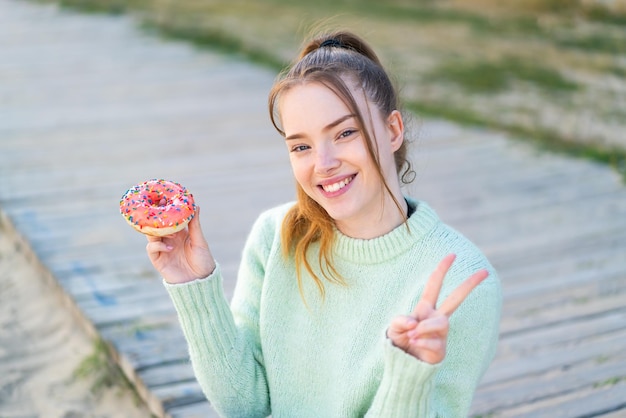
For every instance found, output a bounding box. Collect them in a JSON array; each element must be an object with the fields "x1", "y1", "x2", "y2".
[
  {"x1": 369, "y1": 339, "x2": 440, "y2": 417},
  {"x1": 163, "y1": 264, "x2": 236, "y2": 355}
]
